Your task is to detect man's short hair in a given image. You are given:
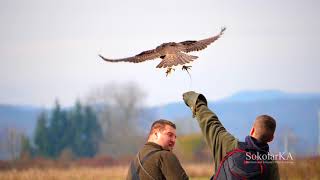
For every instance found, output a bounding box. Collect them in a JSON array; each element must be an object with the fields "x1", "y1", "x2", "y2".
[
  {"x1": 148, "y1": 119, "x2": 176, "y2": 137},
  {"x1": 253, "y1": 115, "x2": 276, "y2": 143}
]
